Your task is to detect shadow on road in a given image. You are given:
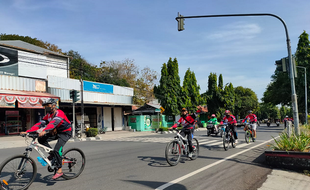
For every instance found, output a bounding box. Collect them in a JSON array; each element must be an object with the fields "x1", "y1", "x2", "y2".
[
  {"x1": 34, "y1": 173, "x2": 58, "y2": 187},
  {"x1": 138, "y1": 155, "x2": 190, "y2": 167},
  {"x1": 122, "y1": 179, "x2": 187, "y2": 190}
]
